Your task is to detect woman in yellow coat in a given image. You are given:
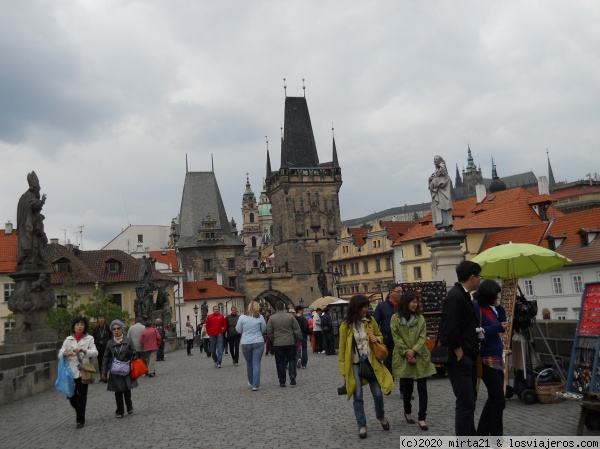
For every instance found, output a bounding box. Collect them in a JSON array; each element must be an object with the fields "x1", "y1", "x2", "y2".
[{"x1": 339, "y1": 294, "x2": 394, "y2": 439}]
